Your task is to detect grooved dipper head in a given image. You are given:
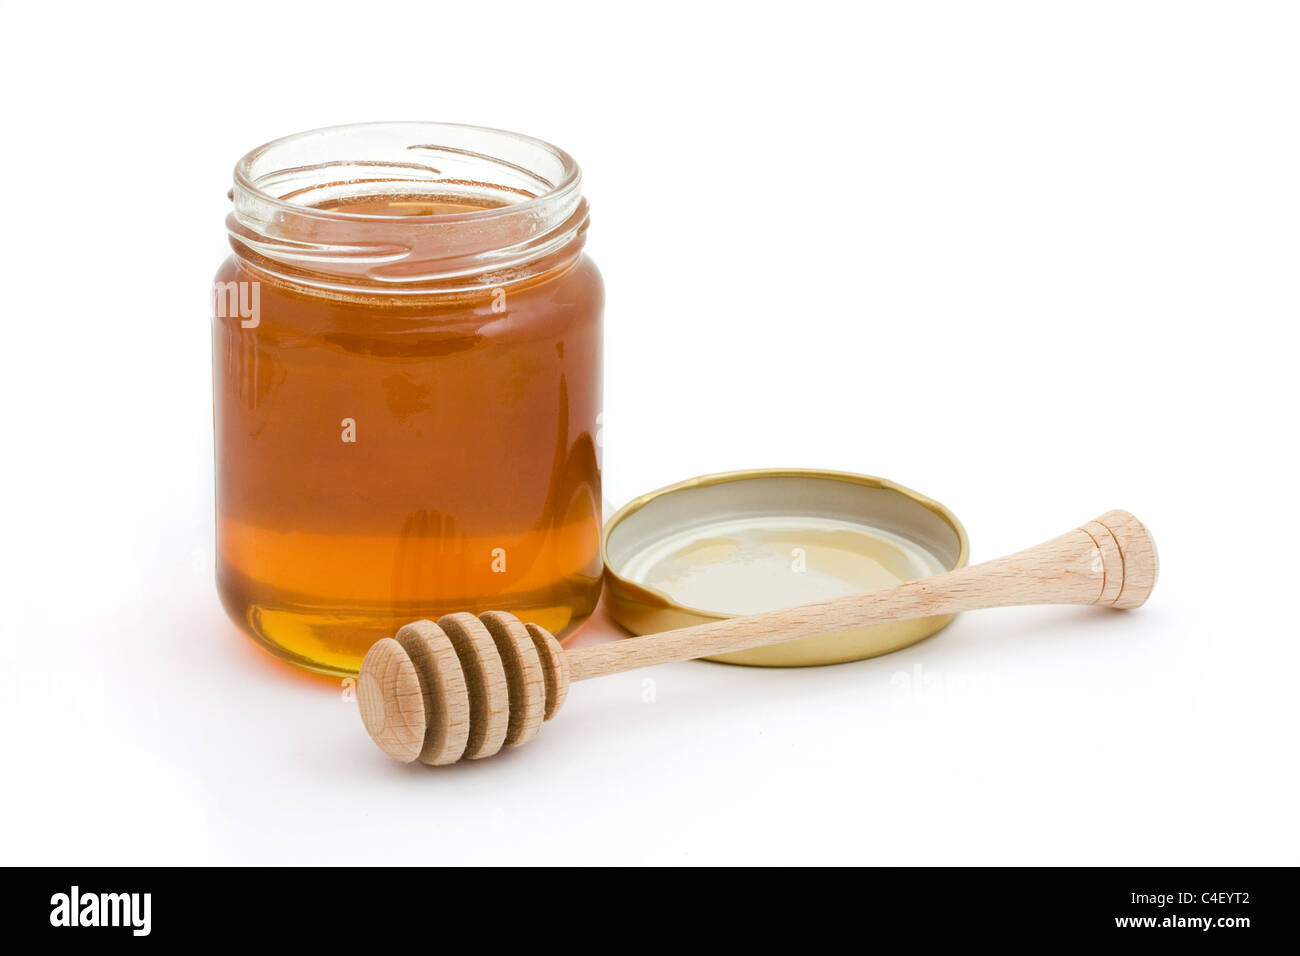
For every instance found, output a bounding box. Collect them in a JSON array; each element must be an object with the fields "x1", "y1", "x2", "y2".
[{"x1": 357, "y1": 613, "x2": 569, "y2": 765}]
